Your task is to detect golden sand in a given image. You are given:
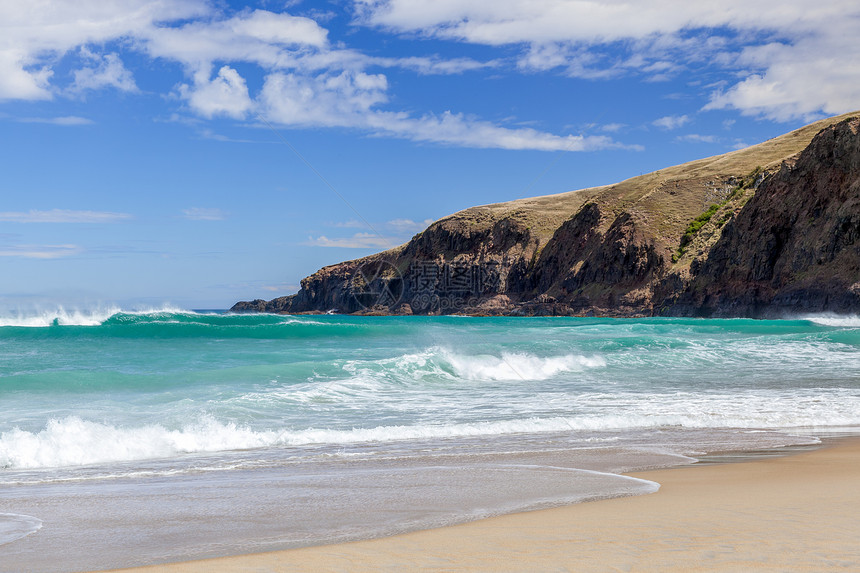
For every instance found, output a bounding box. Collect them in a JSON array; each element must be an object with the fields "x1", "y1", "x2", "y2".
[{"x1": 106, "y1": 438, "x2": 860, "y2": 572}]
